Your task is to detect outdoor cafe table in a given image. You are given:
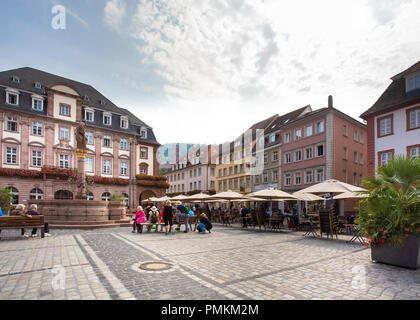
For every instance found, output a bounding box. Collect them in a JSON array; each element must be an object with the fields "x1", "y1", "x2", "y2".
[
  {"x1": 344, "y1": 223, "x2": 364, "y2": 244},
  {"x1": 300, "y1": 218, "x2": 319, "y2": 237}
]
